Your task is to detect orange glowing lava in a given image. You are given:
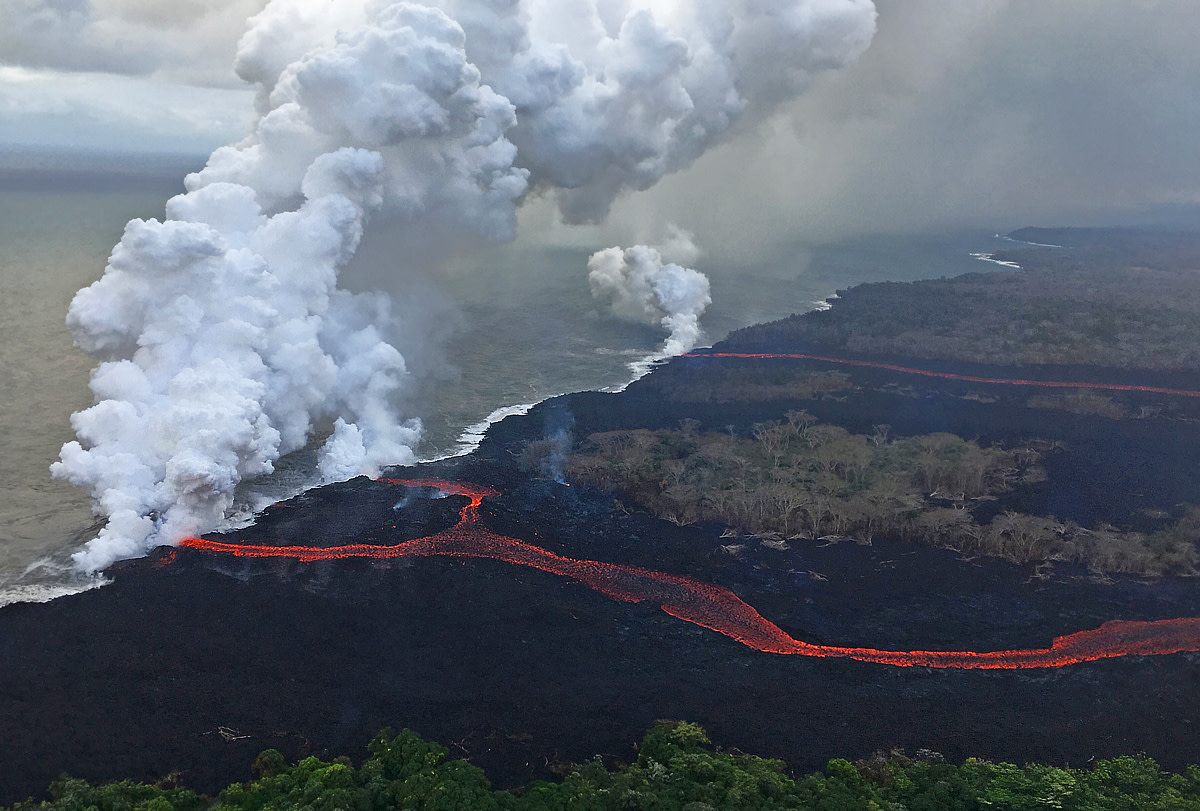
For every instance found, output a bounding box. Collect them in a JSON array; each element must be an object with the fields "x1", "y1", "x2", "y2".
[
  {"x1": 683, "y1": 352, "x2": 1200, "y2": 398},
  {"x1": 178, "y1": 479, "x2": 1200, "y2": 669}
]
